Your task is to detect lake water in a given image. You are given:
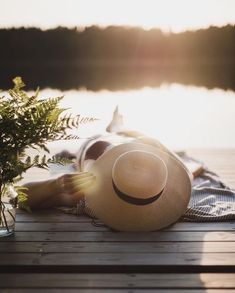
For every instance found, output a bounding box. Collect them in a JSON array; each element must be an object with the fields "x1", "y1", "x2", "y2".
[{"x1": 38, "y1": 83, "x2": 235, "y2": 150}]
